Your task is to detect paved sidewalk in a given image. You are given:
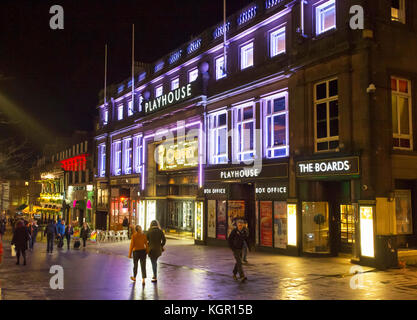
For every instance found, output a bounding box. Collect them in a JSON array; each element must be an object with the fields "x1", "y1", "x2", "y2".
[{"x1": 1, "y1": 238, "x2": 417, "y2": 299}]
